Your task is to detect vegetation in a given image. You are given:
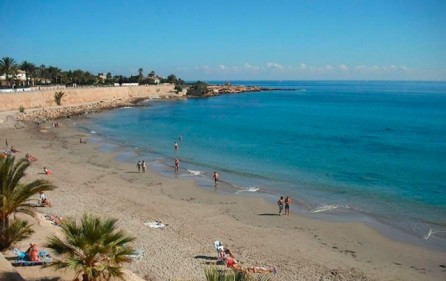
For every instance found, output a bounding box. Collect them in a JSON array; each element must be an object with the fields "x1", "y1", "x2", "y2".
[
  {"x1": 0, "y1": 57, "x2": 18, "y2": 87},
  {"x1": 54, "y1": 91, "x2": 65, "y2": 105},
  {"x1": 0, "y1": 156, "x2": 56, "y2": 251},
  {"x1": 19, "y1": 105, "x2": 25, "y2": 113},
  {"x1": 1, "y1": 56, "x2": 184, "y2": 88},
  {"x1": 186, "y1": 81, "x2": 209, "y2": 96},
  {"x1": 45, "y1": 213, "x2": 135, "y2": 281},
  {"x1": 204, "y1": 267, "x2": 271, "y2": 281}
]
